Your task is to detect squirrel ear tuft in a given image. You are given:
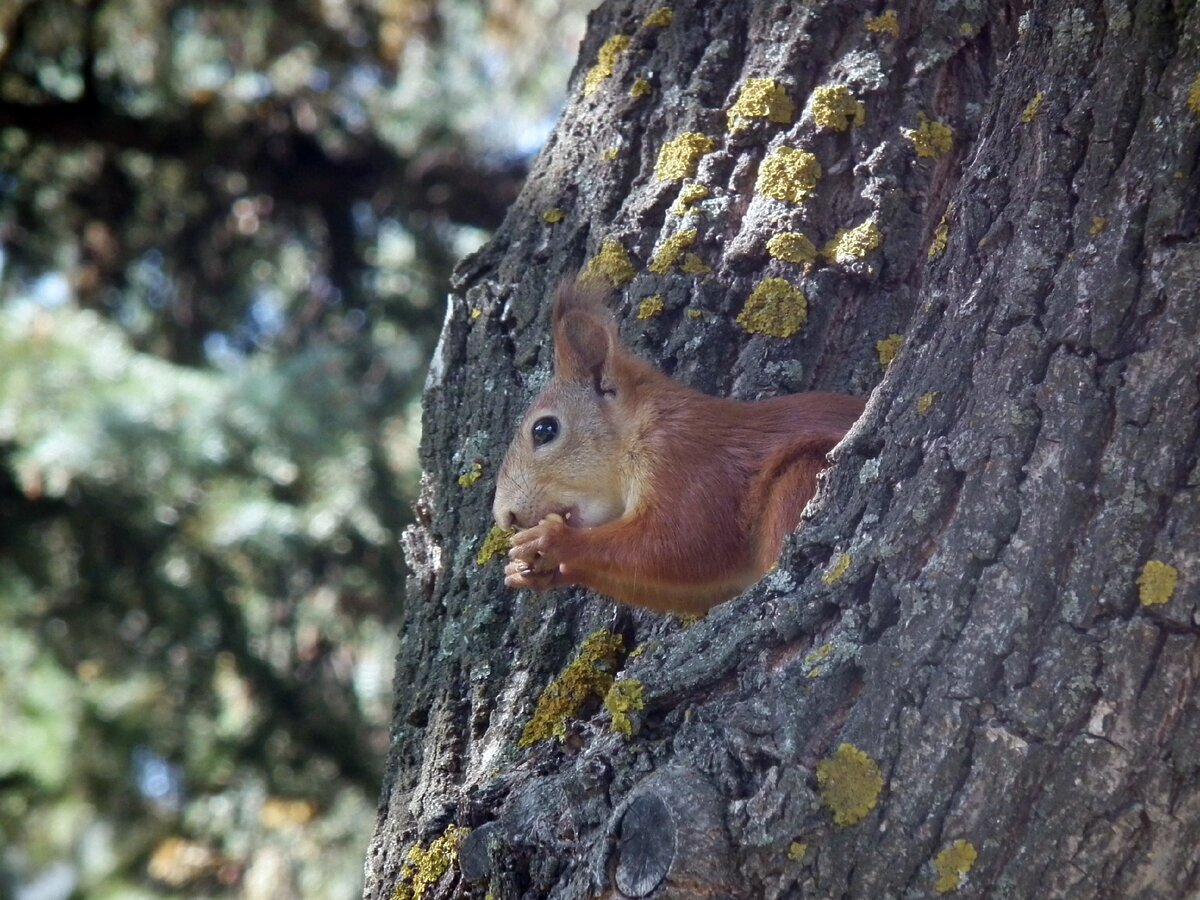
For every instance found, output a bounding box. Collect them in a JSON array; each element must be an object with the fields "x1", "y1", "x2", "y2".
[
  {"x1": 555, "y1": 311, "x2": 615, "y2": 390},
  {"x1": 552, "y1": 281, "x2": 618, "y2": 392}
]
